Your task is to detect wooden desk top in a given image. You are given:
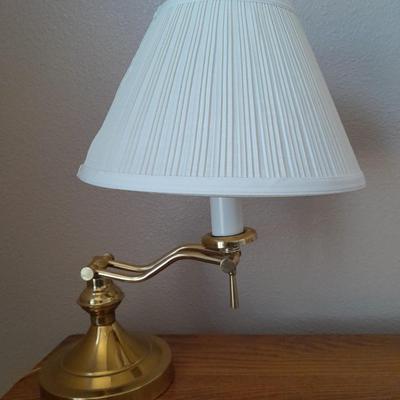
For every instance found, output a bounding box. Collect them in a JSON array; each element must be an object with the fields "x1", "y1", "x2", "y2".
[{"x1": 3, "y1": 335, "x2": 400, "y2": 399}]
